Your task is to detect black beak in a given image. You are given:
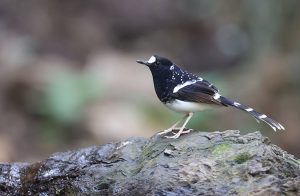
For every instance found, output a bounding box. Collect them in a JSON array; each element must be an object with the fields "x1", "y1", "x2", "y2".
[{"x1": 136, "y1": 60, "x2": 149, "y2": 66}]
